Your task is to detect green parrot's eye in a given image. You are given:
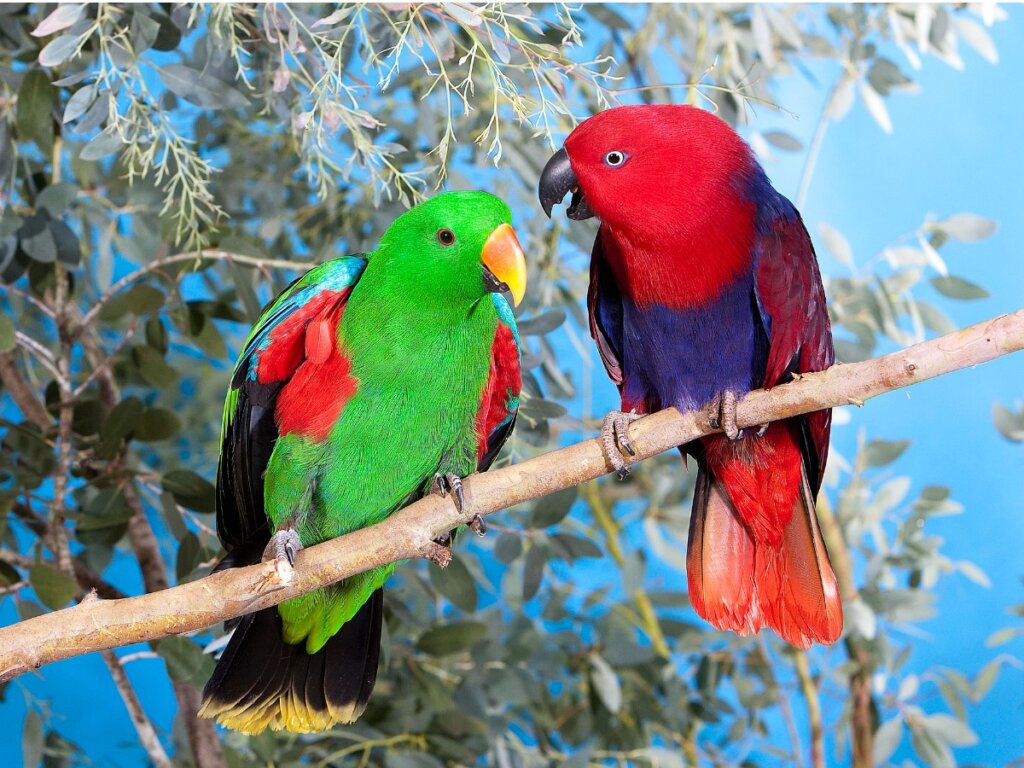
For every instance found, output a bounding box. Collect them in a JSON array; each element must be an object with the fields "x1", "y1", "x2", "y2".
[
  {"x1": 436, "y1": 228, "x2": 456, "y2": 246},
  {"x1": 604, "y1": 150, "x2": 627, "y2": 168}
]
